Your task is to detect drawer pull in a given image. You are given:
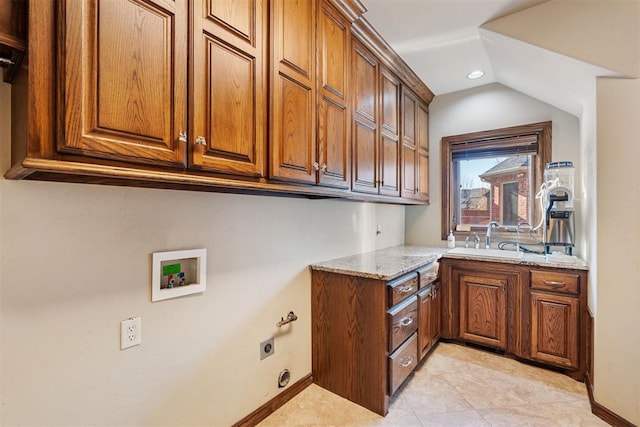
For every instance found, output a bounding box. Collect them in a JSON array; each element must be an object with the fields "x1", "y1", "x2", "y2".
[
  {"x1": 398, "y1": 285, "x2": 415, "y2": 293},
  {"x1": 399, "y1": 356, "x2": 414, "y2": 368},
  {"x1": 543, "y1": 280, "x2": 567, "y2": 288},
  {"x1": 399, "y1": 317, "x2": 414, "y2": 327}
]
